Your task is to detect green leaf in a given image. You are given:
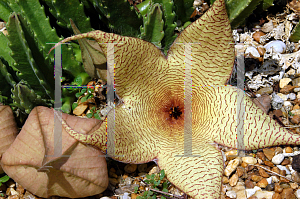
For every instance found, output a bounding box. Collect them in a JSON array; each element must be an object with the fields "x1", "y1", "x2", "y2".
[
  {"x1": 140, "y1": 3, "x2": 164, "y2": 48},
  {"x1": 160, "y1": 169, "x2": 165, "y2": 180},
  {"x1": 261, "y1": 0, "x2": 274, "y2": 10},
  {"x1": 87, "y1": 112, "x2": 93, "y2": 118},
  {"x1": 0, "y1": 1, "x2": 12, "y2": 22},
  {"x1": 72, "y1": 102, "x2": 78, "y2": 110},
  {"x1": 173, "y1": 0, "x2": 194, "y2": 24},
  {"x1": 161, "y1": 196, "x2": 166, "y2": 199},
  {"x1": 290, "y1": 22, "x2": 300, "y2": 42},
  {"x1": 226, "y1": 0, "x2": 262, "y2": 28},
  {"x1": 162, "y1": 188, "x2": 168, "y2": 193},
  {"x1": 81, "y1": 95, "x2": 87, "y2": 102},
  {"x1": 134, "y1": 186, "x2": 139, "y2": 193}
]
